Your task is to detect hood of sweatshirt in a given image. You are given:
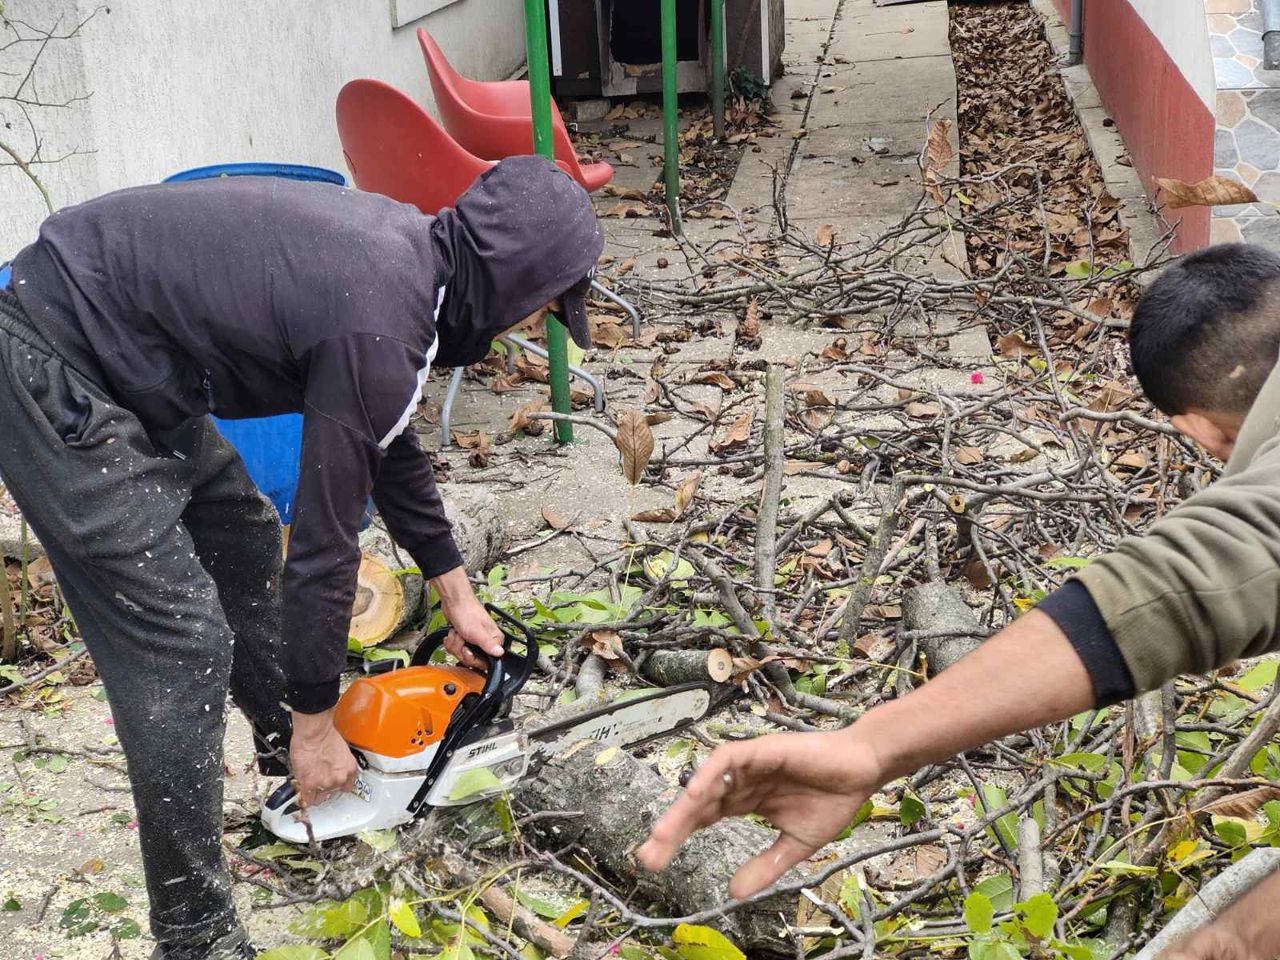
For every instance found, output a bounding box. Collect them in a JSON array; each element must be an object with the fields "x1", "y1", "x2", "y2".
[{"x1": 428, "y1": 155, "x2": 605, "y2": 368}]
